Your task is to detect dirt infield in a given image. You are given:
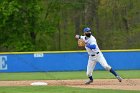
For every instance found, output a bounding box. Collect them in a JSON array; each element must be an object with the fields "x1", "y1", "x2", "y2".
[{"x1": 0, "y1": 79, "x2": 140, "y2": 90}]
